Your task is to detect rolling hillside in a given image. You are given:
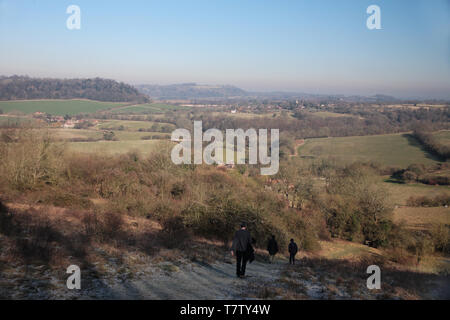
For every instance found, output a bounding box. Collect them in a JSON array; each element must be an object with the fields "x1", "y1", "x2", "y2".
[
  {"x1": 0, "y1": 76, "x2": 149, "y2": 103},
  {"x1": 298, "y1": 133, "x2": 444, "y2": 167},
  {"x1": 136, "y1": 83, "x2": 248, "y2": 99}
]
